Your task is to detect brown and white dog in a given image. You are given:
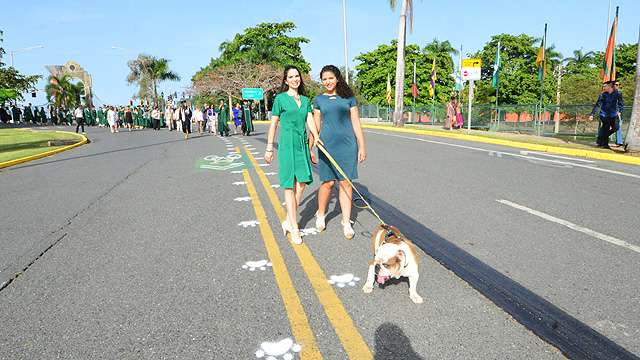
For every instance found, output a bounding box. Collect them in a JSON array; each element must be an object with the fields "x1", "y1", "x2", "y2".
[{"x1": 362, "y1": 224, "x2": 423, "y2": 304}]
